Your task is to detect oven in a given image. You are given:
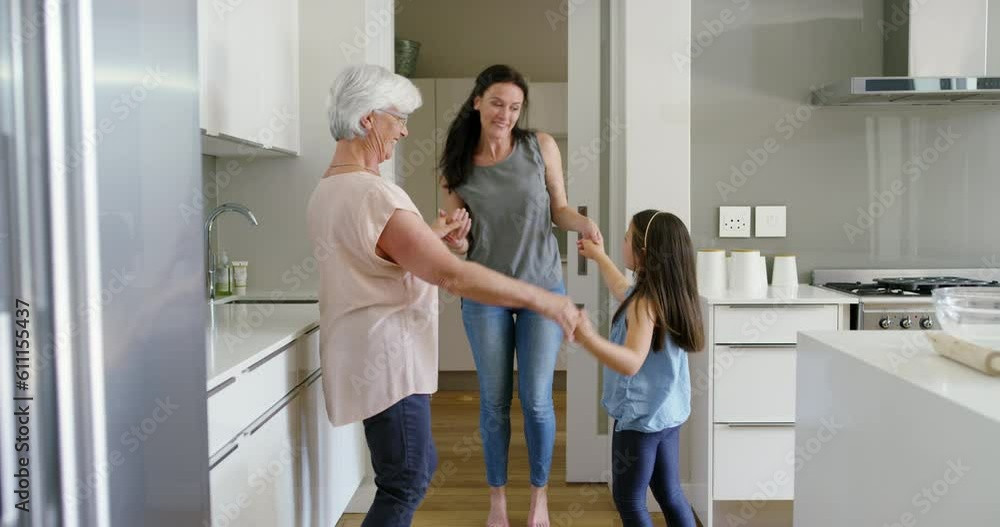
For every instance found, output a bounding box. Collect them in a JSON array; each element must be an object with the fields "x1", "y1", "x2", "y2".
[{"x1": 812, "y1": 269, "x2": 1000, "y2": 331}]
